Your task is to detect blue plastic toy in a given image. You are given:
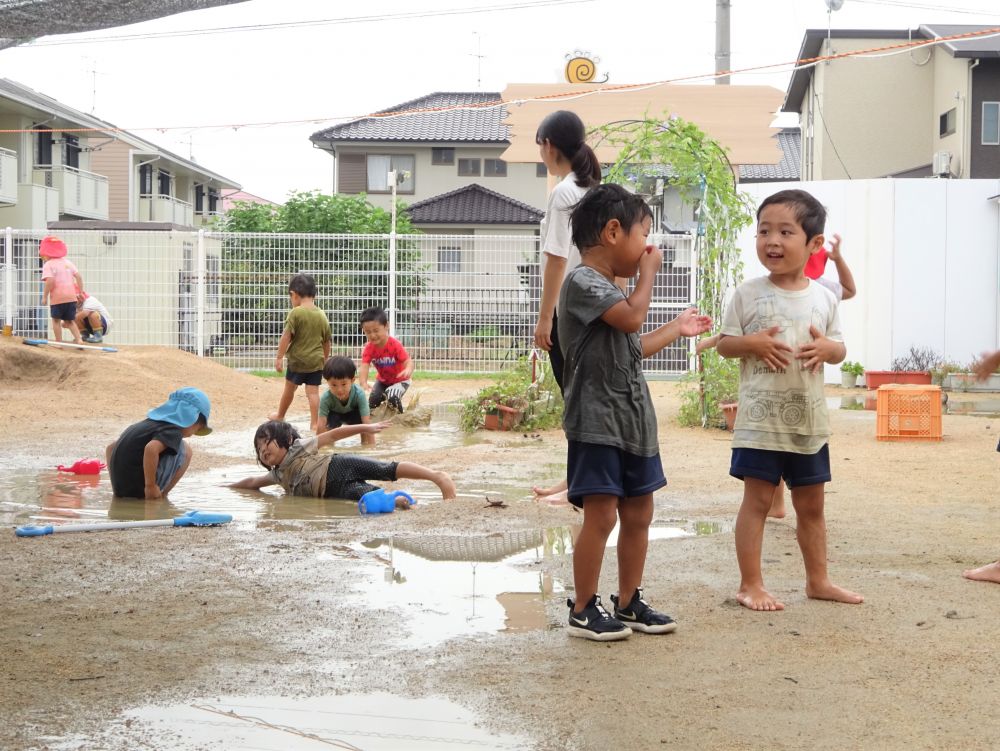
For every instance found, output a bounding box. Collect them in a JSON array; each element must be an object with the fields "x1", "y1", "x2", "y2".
[
  {"x1": 15, "y1": 509, "x2": 233, "y2": 537},
  {"x1": 358, "y1": 489, "x2": 416, "y2": 514}
]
